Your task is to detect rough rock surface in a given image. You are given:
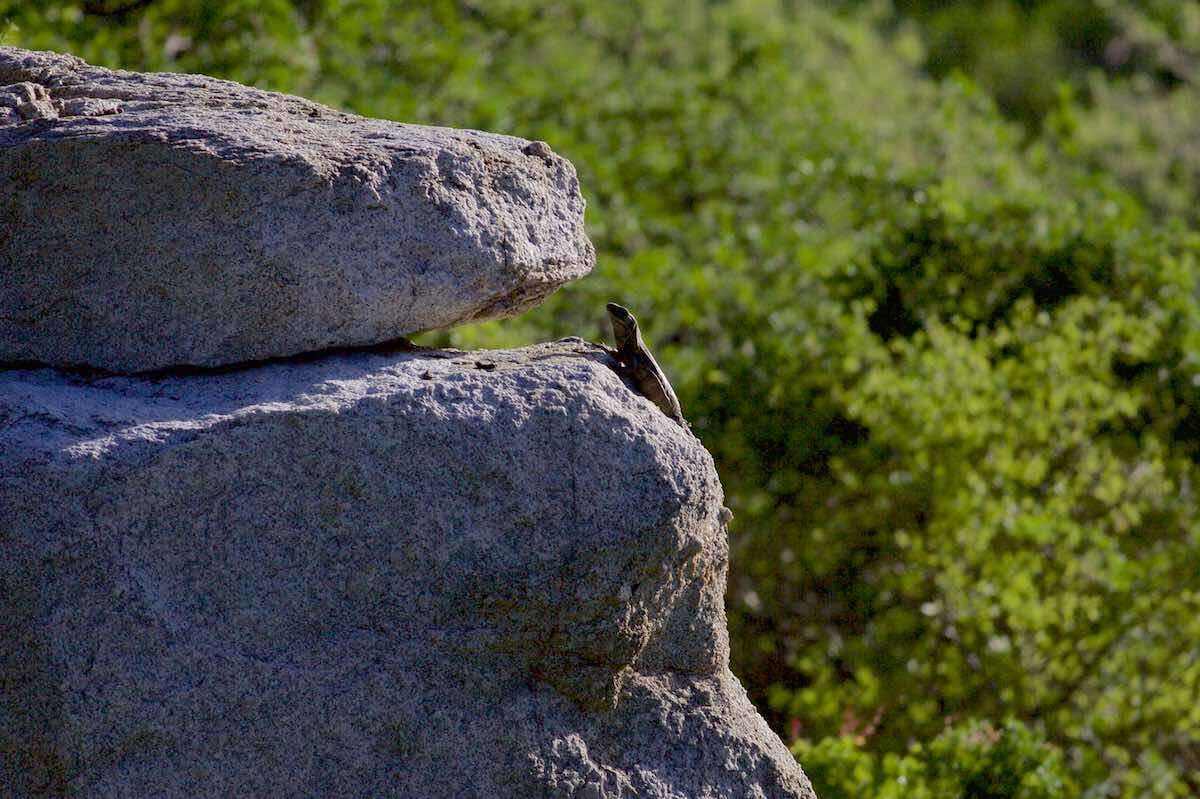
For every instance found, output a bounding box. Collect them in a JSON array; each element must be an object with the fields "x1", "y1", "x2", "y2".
[
  {"x1": 0, "y1": 48, "x2": 594, "y2": 372},
  {"x1": 0, "y1": 340, "x2": 814, "y2": 798}
]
